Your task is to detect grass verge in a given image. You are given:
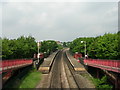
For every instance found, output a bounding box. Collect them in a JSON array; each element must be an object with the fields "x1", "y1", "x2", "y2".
[
  {"x1": 3, "y1": 66, "x2": 42, "y2": 88},
  {"x1": 19, "y1": 69, "x2": 41, "y2": 88},
  {"x1": 80, "y1": 73, "x2": 113, "y2": 89}
]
